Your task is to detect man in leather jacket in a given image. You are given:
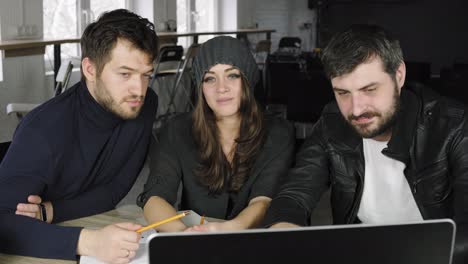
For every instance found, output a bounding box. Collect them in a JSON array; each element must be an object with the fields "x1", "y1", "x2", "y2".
[{"x1": 263, "y1": 24, "x2": 468, "y2": 263}]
